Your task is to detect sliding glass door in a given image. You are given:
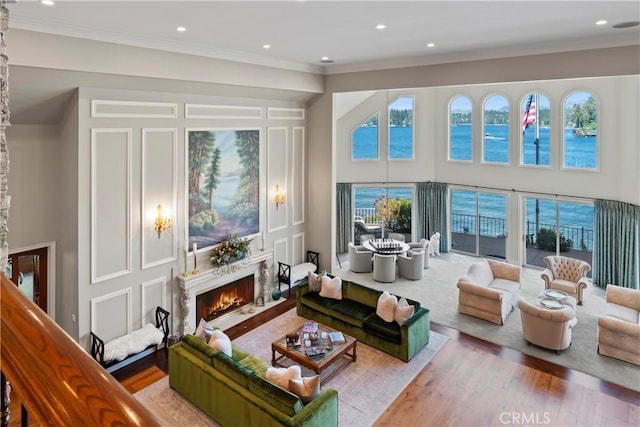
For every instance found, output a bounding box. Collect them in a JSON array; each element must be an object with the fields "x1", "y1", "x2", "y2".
[
  {"x1": 524, "y1": 198, "x2": 594, "y2": 271},
  {"x1": 451, "y1": 189, "x2": 507, "y2": 258}
]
